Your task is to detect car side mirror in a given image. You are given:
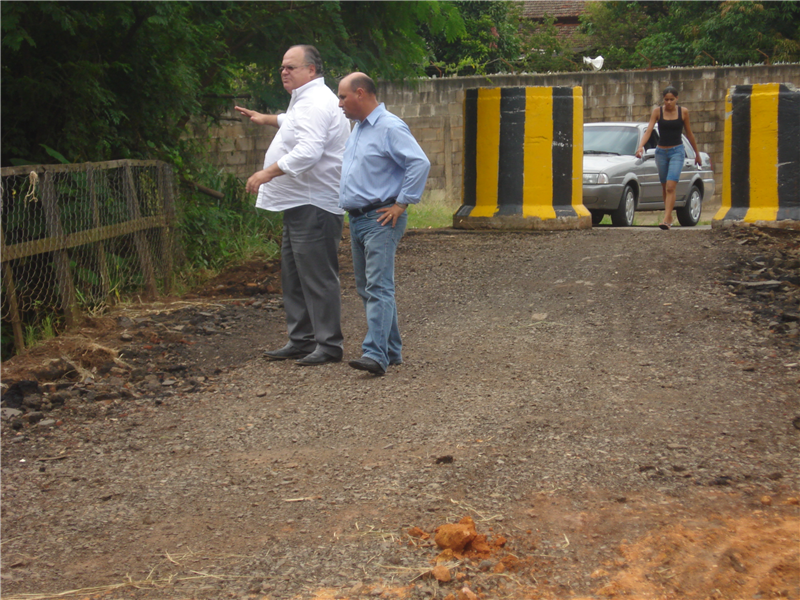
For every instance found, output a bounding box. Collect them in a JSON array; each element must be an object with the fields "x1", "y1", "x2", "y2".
[{"x1": 643, "y1": 148, "x2": 656, "y2": 160}]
